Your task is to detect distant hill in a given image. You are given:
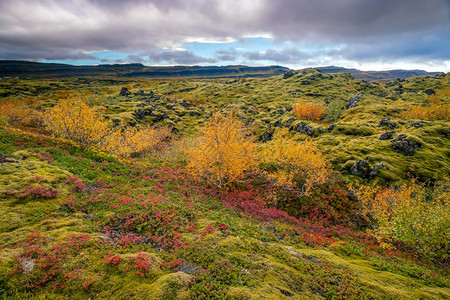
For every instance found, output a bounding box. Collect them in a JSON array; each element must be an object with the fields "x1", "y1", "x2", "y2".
[
  {"x1": 0, "y1": 61, "x2": 288, "y2": 79},
  {"x1": 0, "y1": 61, "x2": 443, "y2": 81},
  {"x1": 314, "y1": 66, "x2": 440, "y2": 81}
]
